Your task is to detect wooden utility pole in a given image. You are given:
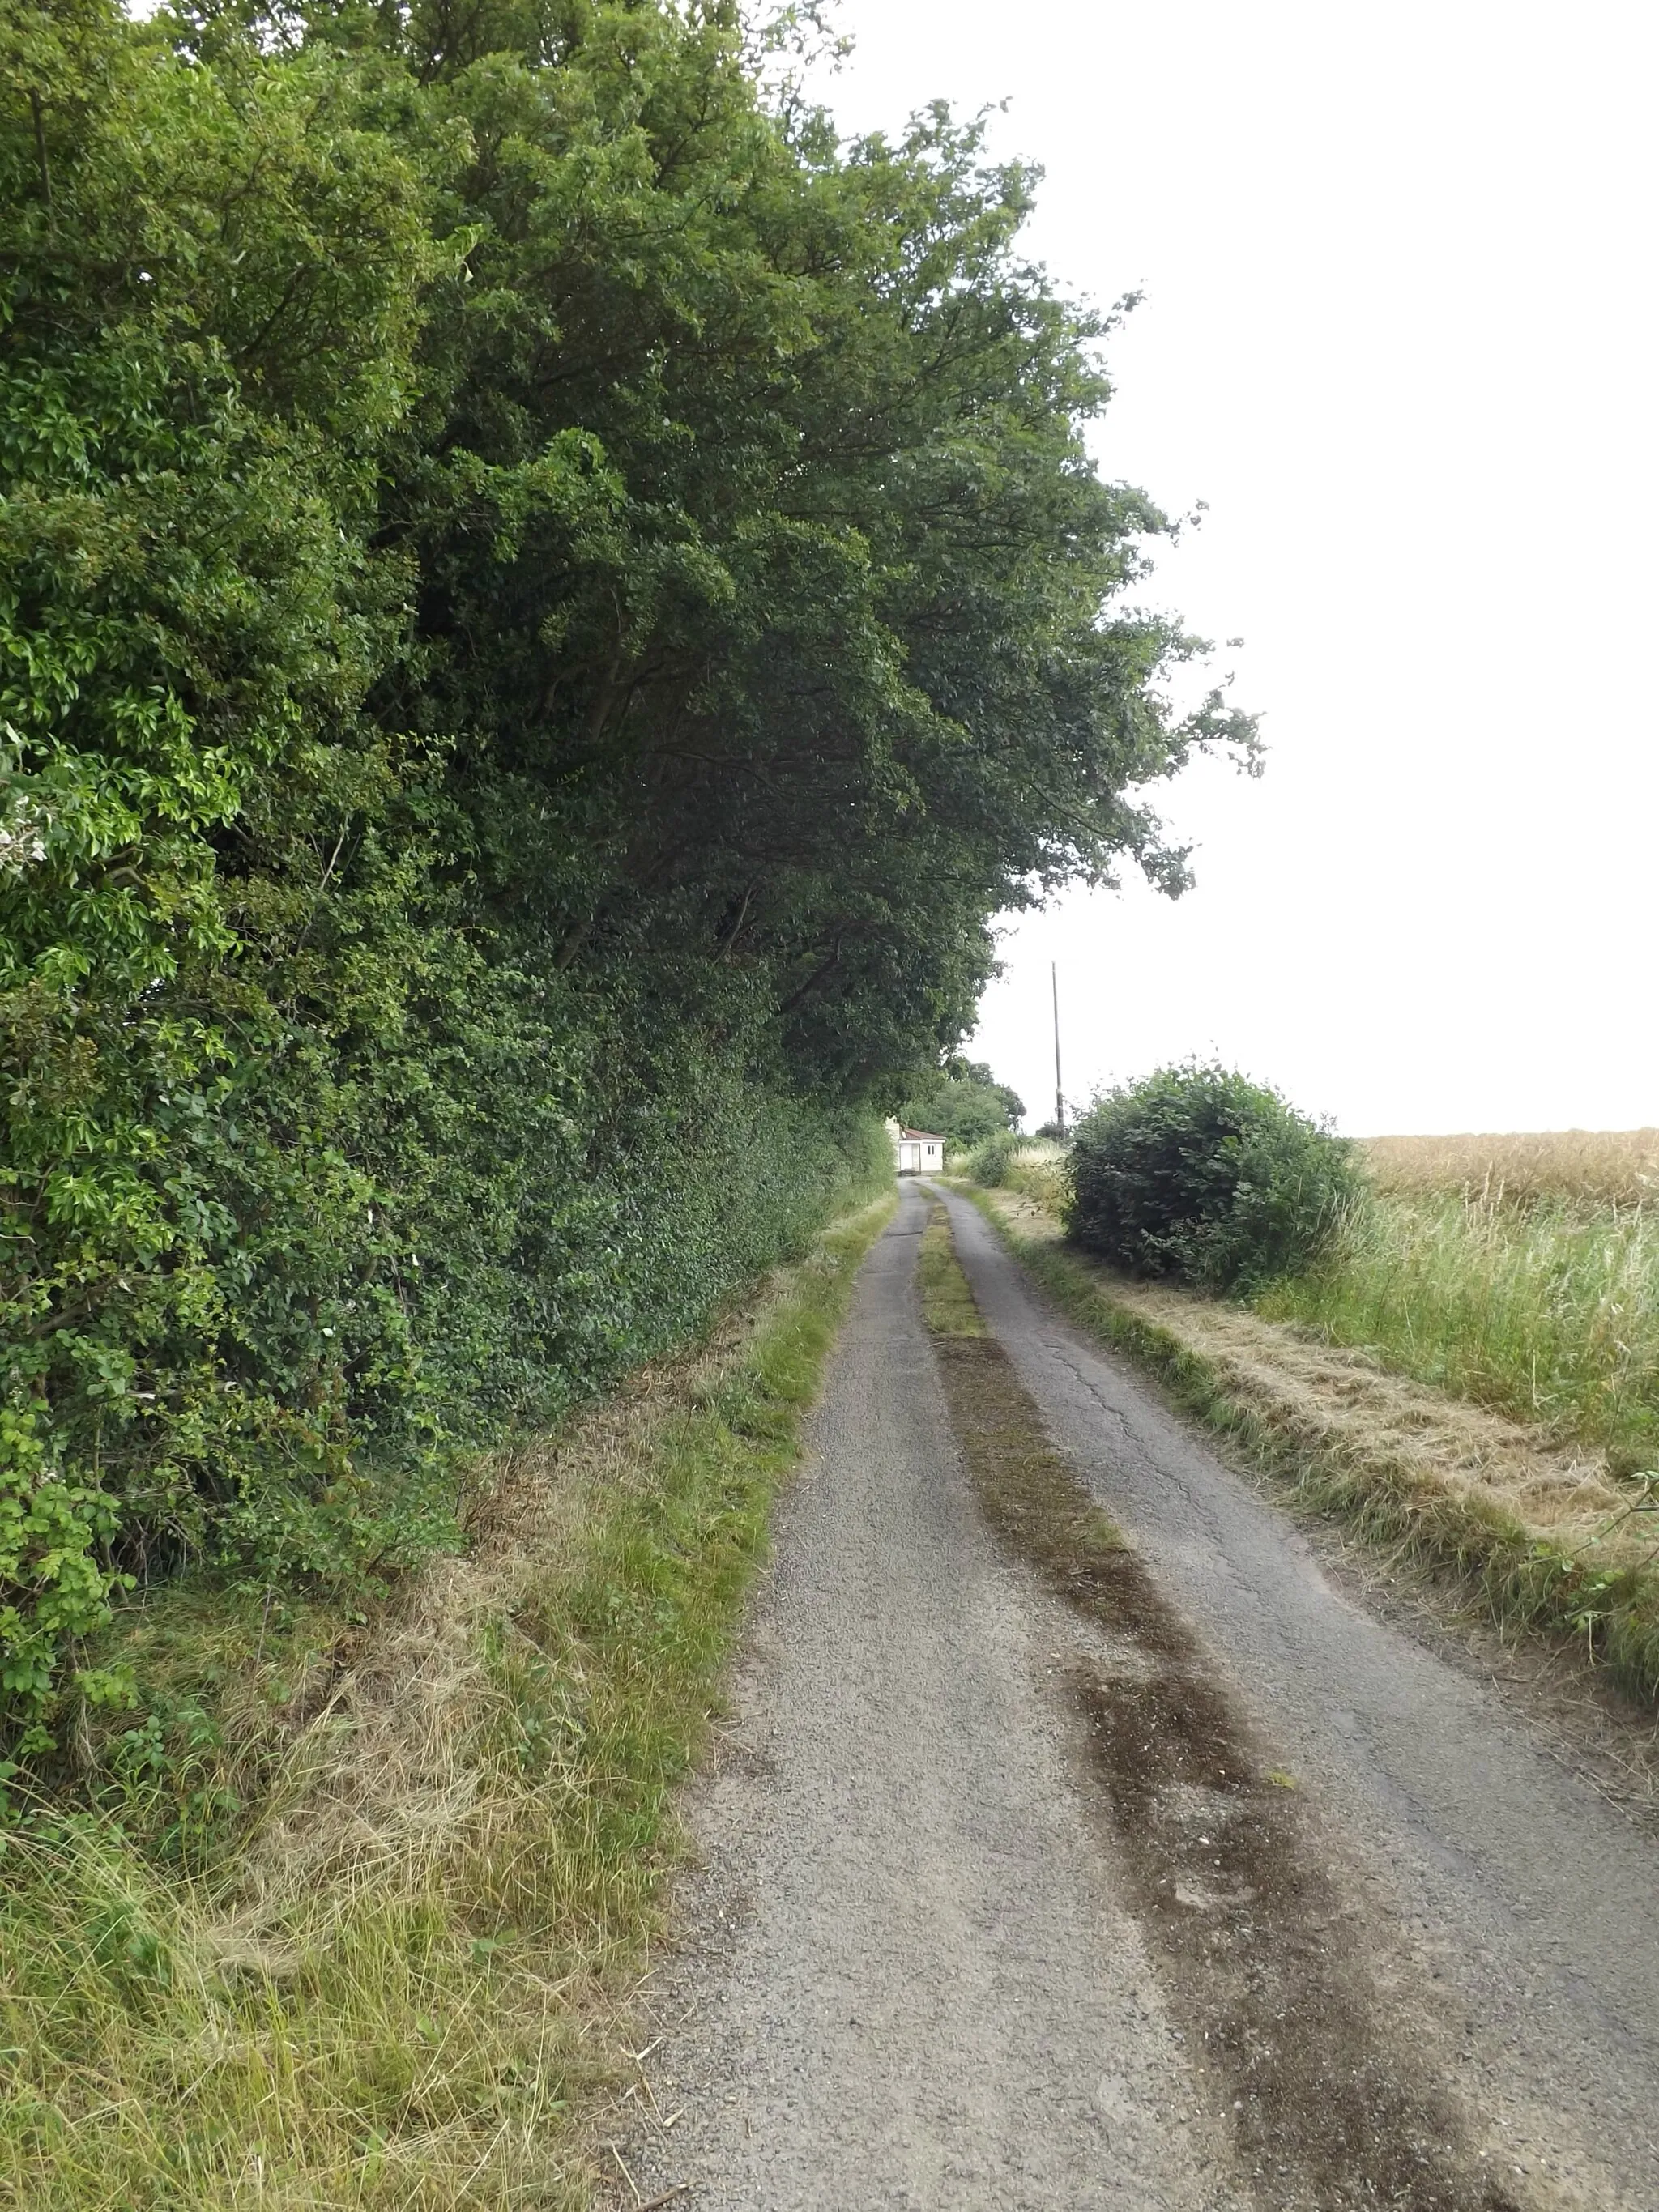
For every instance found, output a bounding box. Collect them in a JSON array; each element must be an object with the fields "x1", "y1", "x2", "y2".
[{"x1": 1051, "y1": 961, "x2": 1064, "y2": 1136}]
